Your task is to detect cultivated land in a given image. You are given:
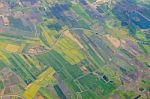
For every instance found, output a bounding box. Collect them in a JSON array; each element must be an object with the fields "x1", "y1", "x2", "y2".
[{"x1": 0, "y1": 0, "x2": 149, "y2": 99}]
